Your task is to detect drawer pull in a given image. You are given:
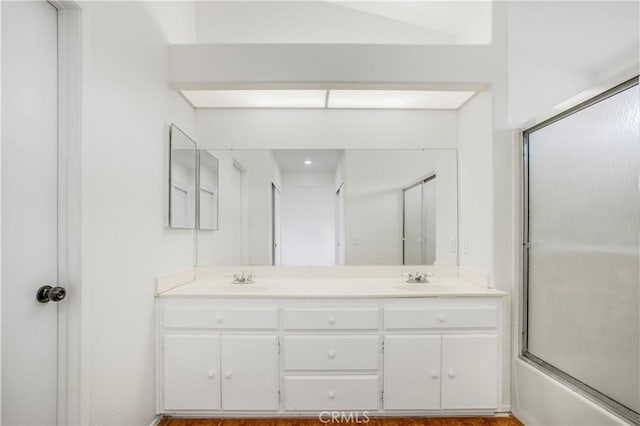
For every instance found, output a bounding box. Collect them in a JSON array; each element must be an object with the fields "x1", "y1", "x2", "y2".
[
  {"x1": 207, "y1": 370, "x2": 216, "y2": 379},
  {"x1": 327, "y1": 349, "x2": 336, "y2": 359},
  {"x1": 215, "y1": 314, "x2": 224, "y2": 324},
  {"x1": 447, "y1": 370, "x2": 455, "y2": 379},
  {"x1": 328, "y1": 390, "x2": 336, "y2": 399},
  {"x1": 429, "y1": 370, "x2": 439, "y2": 379},
  {"x1": 327, "y1": 315, "x2": 336, "y2": 325},
  {"x1": 437, "y1": 314, "x2": 446, "y2": 323},
  {"x1": 224, "y1": 370, "x2": 233, "y2": 379}
]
